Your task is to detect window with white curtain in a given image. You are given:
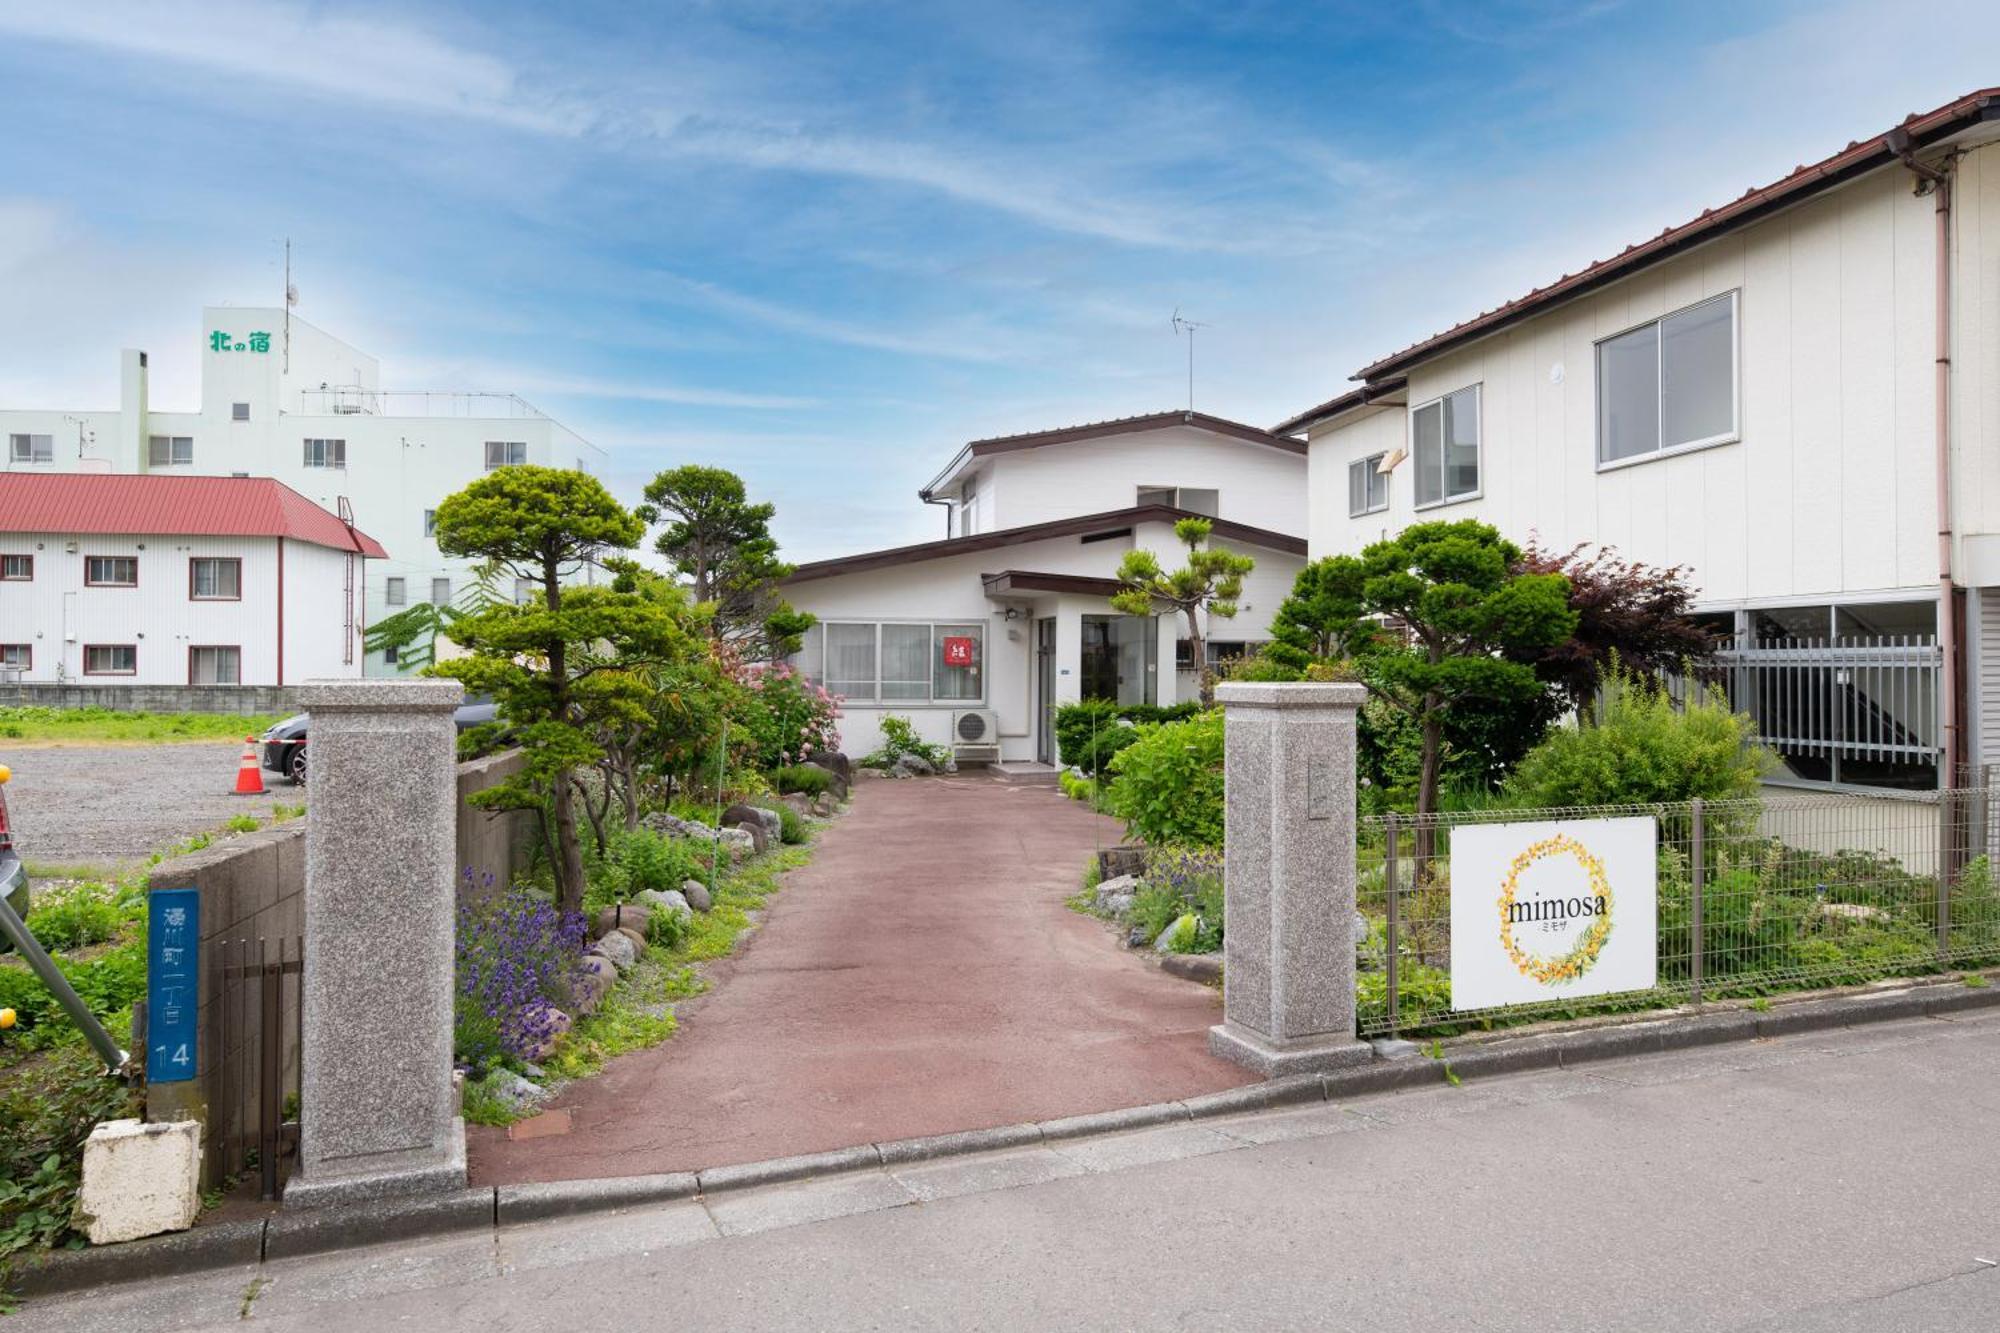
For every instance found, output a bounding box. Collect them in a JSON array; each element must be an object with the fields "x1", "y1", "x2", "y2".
[
  {"x1": 1597, "y1": 292, "x2": 1738, "y2": 465},
  {"x1": 826, "y1": 623, "x2": 879, "y2": 701},
  {"x1": 792, "y1": 621, "x2": 986, "y2": 704},
  {"x1": 880, "y1": 624, "x2": 933, "y2": 700},
  {"x1": 1348, "y1": 454, "x2": 1389, "y2": 516},
  {"x1": 189, "y1": 646, "x2": 241, "y2": 685},
  {"x1": 385, "y1": 577, "x2": 406, "y2": 606}
]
